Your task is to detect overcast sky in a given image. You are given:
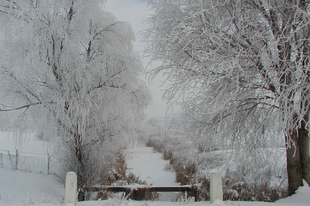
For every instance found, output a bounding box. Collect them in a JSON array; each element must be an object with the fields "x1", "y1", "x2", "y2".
[{"x1": 105, "y1": 0, "x2": 178, "y2": 118}]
